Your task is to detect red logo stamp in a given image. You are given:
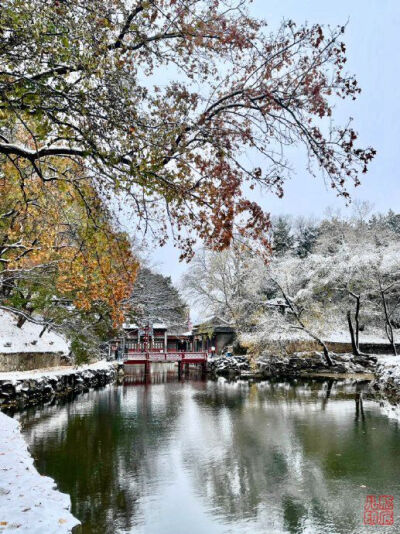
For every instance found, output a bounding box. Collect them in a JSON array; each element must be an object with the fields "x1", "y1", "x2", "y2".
[{"x1": 364, "y1": 495, "x2": 394, "y2": 526}]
